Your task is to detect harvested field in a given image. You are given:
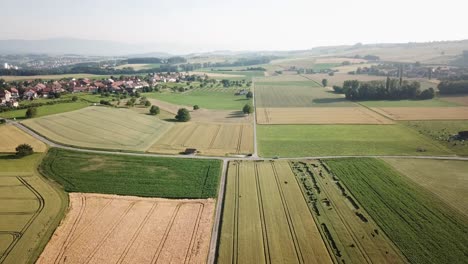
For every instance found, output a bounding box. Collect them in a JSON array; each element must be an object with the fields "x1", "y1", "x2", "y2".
[
  {"x1": 0, "y1": 154, "x2": 67, "y2": 264},
  {"x1": 256, "y1": 107, "x2": 394, "y2": 124},
  {"x1": 149, "y1": 122, "x2": 254, "y2": 156},
  {"x1": 38, "y1": 193, "x2": 215, "y2": 264},
  {"x1": 326, "y1": 158, "x2": 468, "y2": 264},
  {"x1": 0, "y1": 124, "x2": 46, "y2": 152},
  {"x1": 373, "y1": 107, "x2": 468, "y2": 120},
  {"x1": 384, "y1": 158, "x2": 468, "y2": 216},
  {"x1": 22, "y1": 106, "x2": 173, "y2": 151},
  {"x1": 441, "y1": 94, "x2": 468, "y2": 106},
  {"x1": 218, "y1": 161, "x2": 331, "y2": 263},
  {"x1": 291, "y1": 160, "x2": 404, "y2": 263},
  {"x1": 255, "y1": 76, "x2": 355, "y2": 108}
]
